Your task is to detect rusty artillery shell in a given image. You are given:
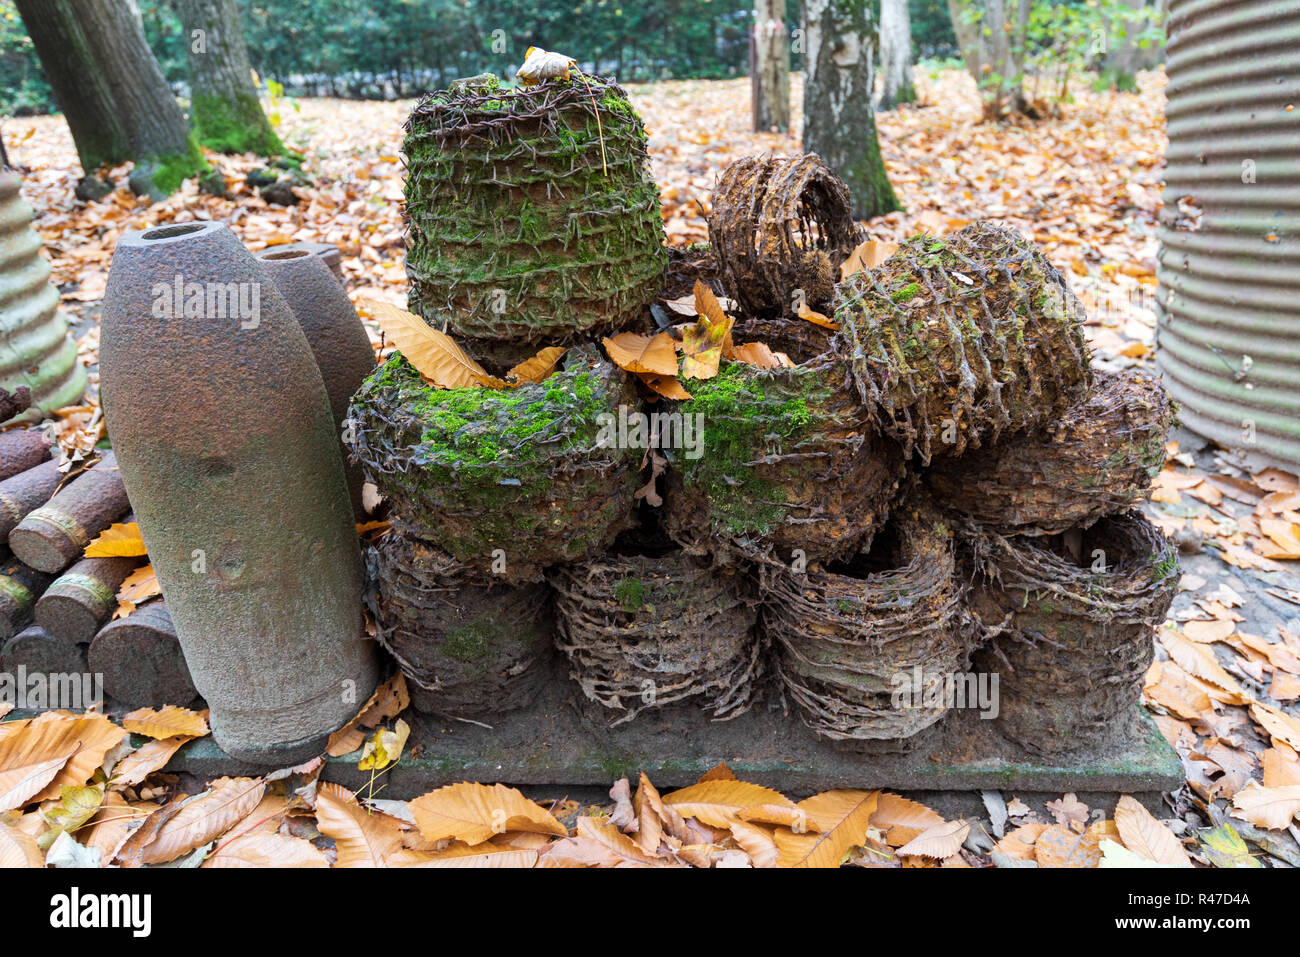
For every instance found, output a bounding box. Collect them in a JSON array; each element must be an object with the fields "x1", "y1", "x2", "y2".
[
  {"x1": 36, "y1": 554, "x2": 140, "y2": 645},
  {"x1": 0, "y1": 458, "x2": 63, "y2": 539},
  {"x1": 99, "y1": 221, "x2": 377, "y2": 764},
  {"x1": 0, "y1": 559, "x2": 57, "y2": 641},
  {"x1": 256, "y1": 241, "x2": 343, "y2": 285},
  {"x1": 89, "y1": 600, "x2": 196, "y2": 708},
  {"x1": 8, "y1": 451, "x2": 130, "y2": 573},
  {"x1": 254, "y1": 246, "x2": 376, "y2": 518},
  {"x1": 0, "y1": 429, "x2": 51, "y2": 479},
  {"x1": 1, "y1": 623, "x2": 87, "y2": 681}
]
